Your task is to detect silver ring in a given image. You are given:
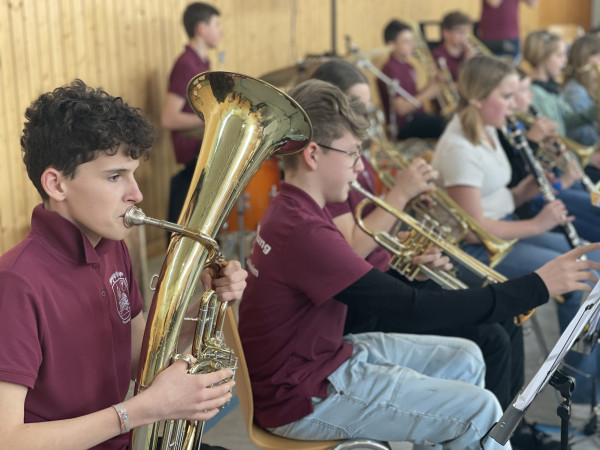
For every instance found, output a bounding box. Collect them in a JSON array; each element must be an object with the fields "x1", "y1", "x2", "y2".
[{"x1": 173, "y1": 353, "x2": 194, "y2": 367}]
